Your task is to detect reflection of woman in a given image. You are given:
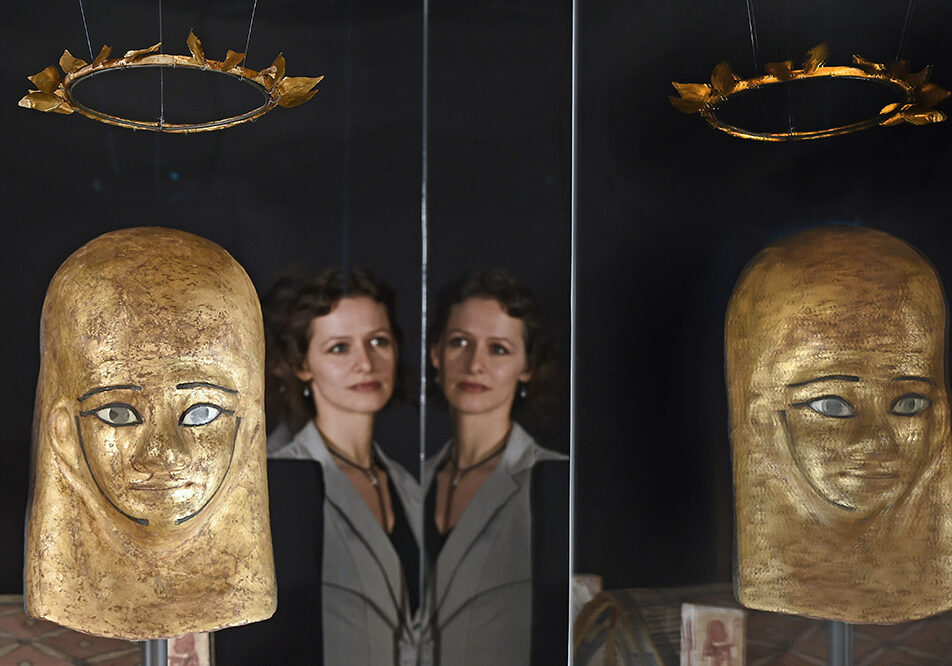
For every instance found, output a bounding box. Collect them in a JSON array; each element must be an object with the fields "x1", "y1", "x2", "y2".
[
  {"x1": 420, "y1": 269, "x2": 568, "y2": 665},
  {"x1": 216, "y1": 269, "x2": 420, "y2": 665}
]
